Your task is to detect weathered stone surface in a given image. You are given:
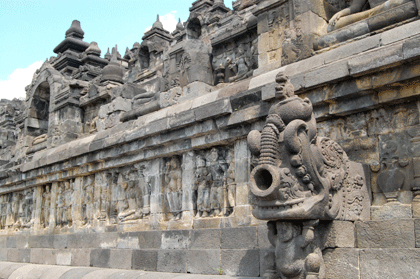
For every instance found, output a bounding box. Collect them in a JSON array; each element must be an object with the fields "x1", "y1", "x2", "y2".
[
  {"x1": 190, "y1": 229, "x2": 221, "y2": 249},
  {"x1": 90, "y1": 249, "x2": 110, "y2": 268},
  {"x1": 221, "y1": 249, "x2": 260, "y2": 277},
  {"x1": 356, "y1": 220, "x2": 415, "y2": 248},
  {"x1": 221, "y1": 227, "x2": 257, "y2": 250},
  {"x1": 359, "y1": 249, "x2": 420, "y2": 279},
  {"x1": 161, "y1": 230, "x2": 190, "y2": 249},
  {"x1": 319, "y1": 221, "x2": 355, "y2": 249},
  {"x1": 323, "y1": 248, "x2": 359, "y2": 279},
  {"x1": 109, "y1": 249, "x2": 132, "y2": 270},
  {"x1": 187, "y1": 249, "x2": 220, "y2": 275},
  {"x1": 71, "y1": 249, "x2": 91, "y2": 267},
  {"x1": 157, "y1": 250, "x2": 186, "y2": 273},
  {"x1": 132, "y1": 249, "x2": 158, "y2": 271}
]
